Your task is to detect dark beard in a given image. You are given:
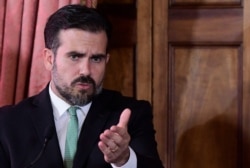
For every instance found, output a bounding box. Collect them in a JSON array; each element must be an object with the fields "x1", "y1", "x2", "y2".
[{"x1": 55, "y1": 76, "x2": 98, "y2": 106}]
